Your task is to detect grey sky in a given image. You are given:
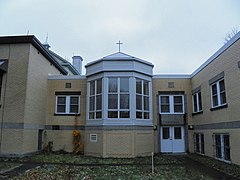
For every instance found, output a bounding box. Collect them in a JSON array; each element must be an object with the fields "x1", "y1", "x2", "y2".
[{"x1": 0, "y1": 0, "x2": 239, "y2": 74}]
